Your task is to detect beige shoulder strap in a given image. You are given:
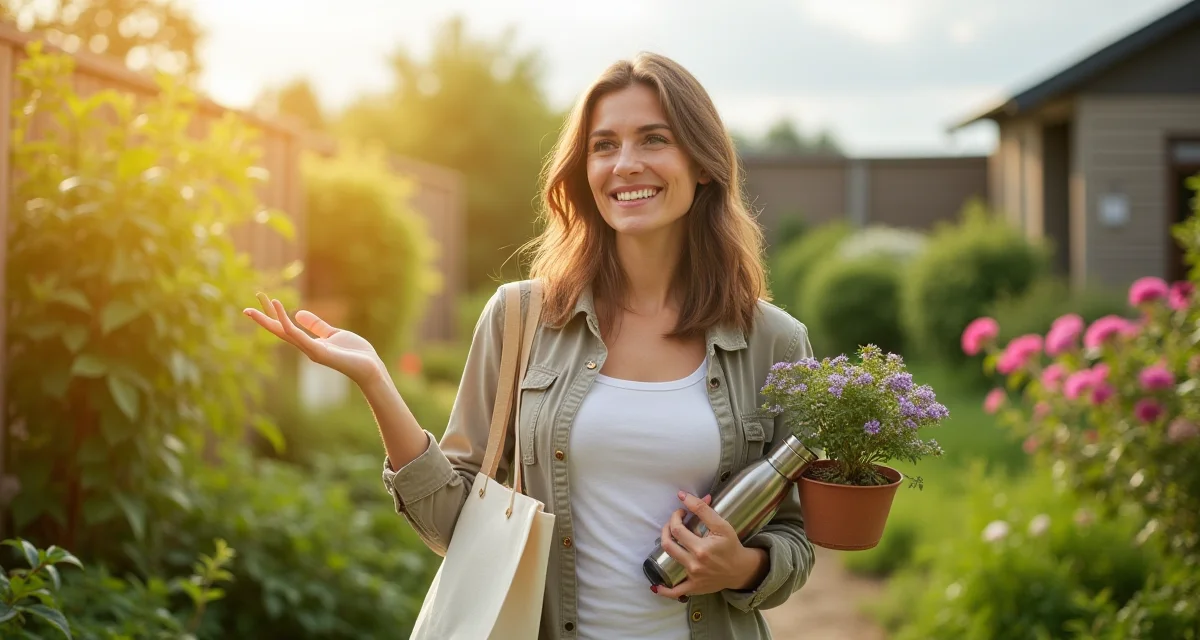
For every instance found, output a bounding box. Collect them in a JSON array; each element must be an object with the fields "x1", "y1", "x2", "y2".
[{"x1": 481, "y1": 280, "x2": 543, "y2": 482}]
